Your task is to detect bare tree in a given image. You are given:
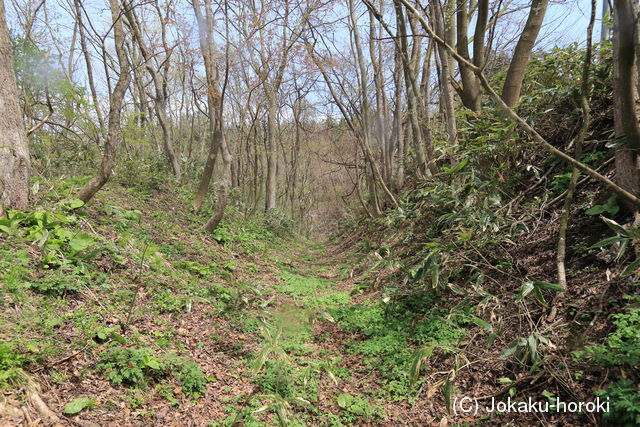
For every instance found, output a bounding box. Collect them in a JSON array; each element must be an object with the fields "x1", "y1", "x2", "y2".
[
  {"x1": 76, "y1": 0, "x2": 130, "y2": 203},
  {"x1": 192, "y1": 0, "x2": 232, "y2": 232},
  {"x1": 396, "y1": 0, "x2": 640, "y2": 208},
  {"x1": 124, "y1": 1, "x2": 181, "y2": 179}
]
